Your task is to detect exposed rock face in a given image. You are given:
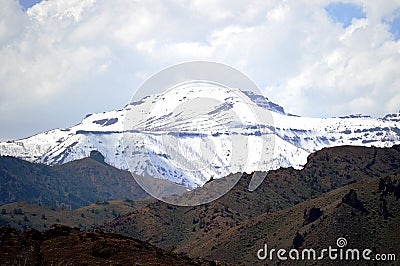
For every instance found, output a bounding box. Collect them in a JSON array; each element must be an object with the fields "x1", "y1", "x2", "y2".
[
  {"x1": 90, "y1": 150, "x2": 105, "y2": 164},
  {"x1": 378, "y1": 198, "x2": 390, "y2": 219},
  {"x1": 395, "y1": 182, "x2": 400, "y2": 200},
  {"x1": 378, "y1": 176, "x2": 395, "y2": 195},
  {"x1": 292, "y1": 232, "x2": 305, "y2": 249},
  {"x1": 303, "y1": 207, "x2": 323, "y2": 226},
  {"x1": 377, "y1": 176, "x2": 399, "y2": 218},
  {"x1": 342, "y1": 189, "x2": 368, "y2": 213}
]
